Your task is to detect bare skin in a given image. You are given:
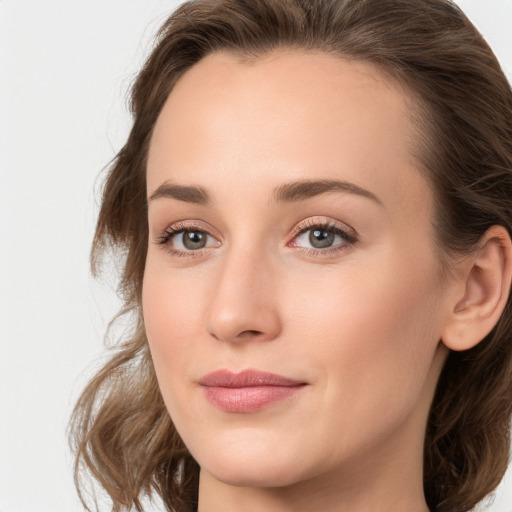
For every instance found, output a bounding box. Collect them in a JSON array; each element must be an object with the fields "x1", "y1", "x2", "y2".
[{"x1": 142, "y1": 50, "x2": 512, "y2": 512}]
